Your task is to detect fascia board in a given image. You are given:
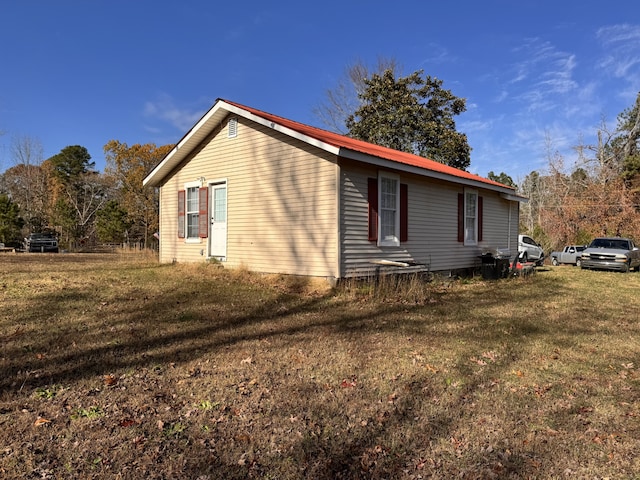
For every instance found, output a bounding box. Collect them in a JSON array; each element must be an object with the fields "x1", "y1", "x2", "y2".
[
  {"x1": 231, "y1": 108, "x2": 341, "y2": 156},
  {"x1": 143, "y1": 101, "x2": 228, "y2": 187},
  {"x1": 339, "y1": 148, "x2": 518, "y2": 195},
  {"x1": 500, "y1": 193, "x2": 528, "y2": 203}
]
